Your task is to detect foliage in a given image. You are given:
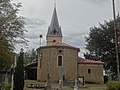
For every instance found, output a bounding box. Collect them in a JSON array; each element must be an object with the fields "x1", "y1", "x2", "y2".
[
  {"x1": 13, "y1": 50, "x2": 24, "y2": 90},
  {"x1": 0, "y1": 0, "x2": 26, "y2": 70},
  {"x1": 107, "y1": 81, "x2": 120, "y2": 90},
  {"x1": 24, "y1": 49, "x2": 37, "y2": 65},
  {"x1": 4, "y1": 83, "x2": 11, "y2": 90},
  {"x1": 84, "y1": 15, "x2": 120, "y2": 78},
  {"x1": 0, "y1": 49, "x2": 15, "y2": 70}
]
